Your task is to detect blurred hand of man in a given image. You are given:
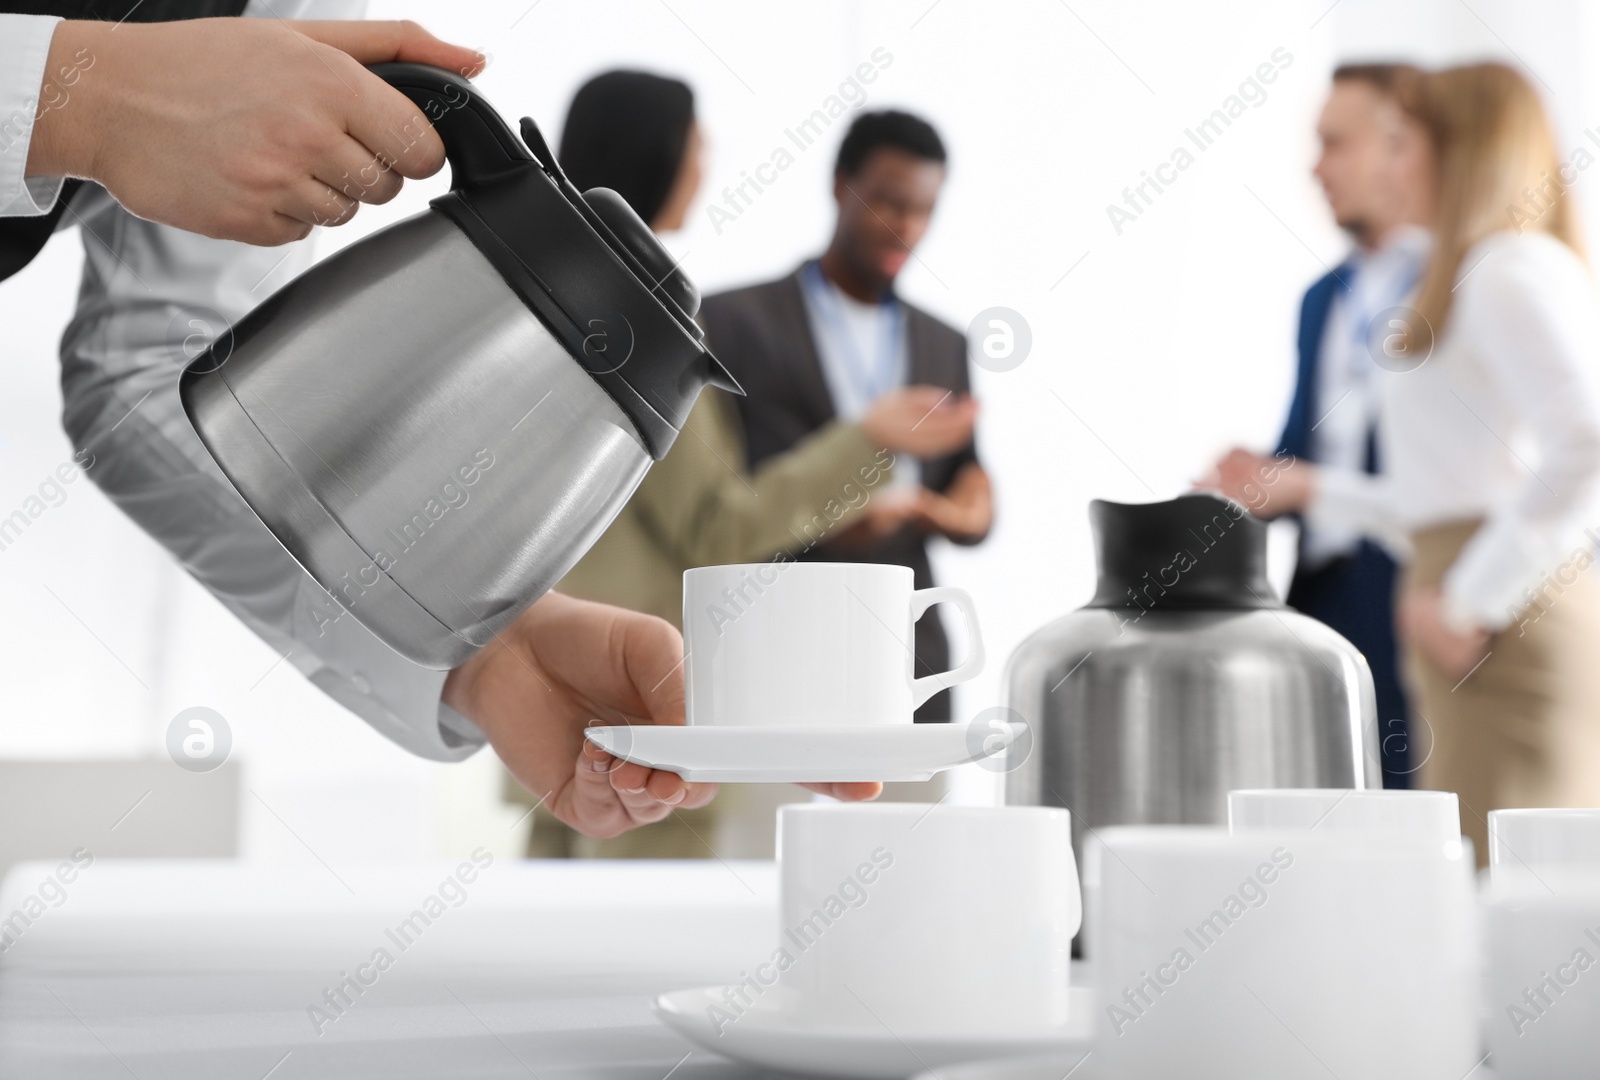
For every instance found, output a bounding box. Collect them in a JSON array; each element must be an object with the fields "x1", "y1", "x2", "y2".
[
  {"x1": 839, "y1": 389, "x2": 991, "y2": 549},
  {"x1": 907, "y1": 461, "x2": 992, "y2": 544},
  {"x1": 1198, "y1": 447, "x2": 1314, "y2": 517},
  {"x1": 829, "y1": 488, "x2": 923, "y2": 551},
  {"x1": 26, "y1": 18, "x2": 485, "y2": 245},
  {"x1": 861, "y1": 386, "x2": 977, "y2": 457},
  {"x1": 446, "y1": 592, "x2": 880, "y2": 840},
  {"x1": 830, "y1": 464, "x2": 994, "y2": 551}
]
